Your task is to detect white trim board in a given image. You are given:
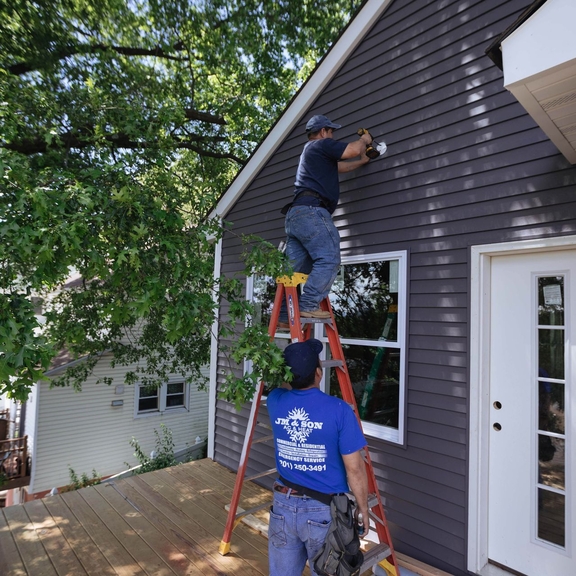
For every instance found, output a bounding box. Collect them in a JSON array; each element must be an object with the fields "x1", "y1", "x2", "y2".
[
  {"x1": 467, "y1": 234, "x2": 576, "y2": 574},
  {"x1": 208, "y1": 236, "x2": 223, "y2": 460}
]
